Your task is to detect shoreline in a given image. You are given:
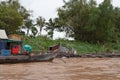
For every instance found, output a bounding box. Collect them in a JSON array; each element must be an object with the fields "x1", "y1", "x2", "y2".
[{"x1": 57, "y1": 52, "x2": 120, "y2": 58}]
